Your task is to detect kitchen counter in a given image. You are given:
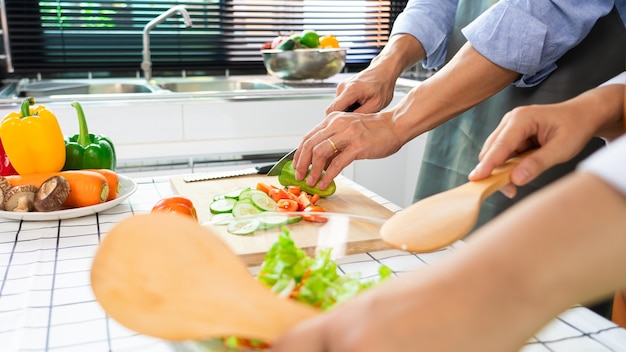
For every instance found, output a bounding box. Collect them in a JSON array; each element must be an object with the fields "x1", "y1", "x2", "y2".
[{"x1": 0, "y1": 174, "x2": 625, "y2": 351}]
